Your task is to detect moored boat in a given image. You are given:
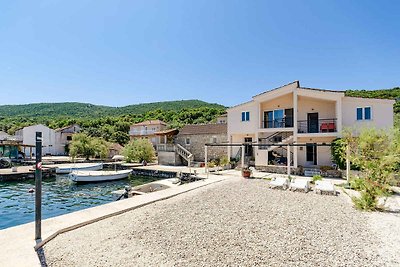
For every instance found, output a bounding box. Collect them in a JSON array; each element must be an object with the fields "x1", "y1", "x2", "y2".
[
  {"x1": 55, "y1": 163, "x2": 103, "y2": 174},
  {"x1": 69, "y1": 169, "x2": 132, "y2": 182}
]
